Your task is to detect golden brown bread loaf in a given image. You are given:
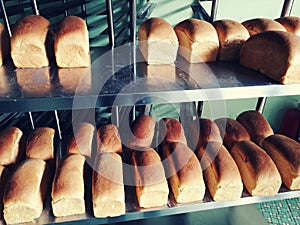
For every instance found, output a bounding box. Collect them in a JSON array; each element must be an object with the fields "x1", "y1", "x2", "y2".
[
  {"x1": 158, "y1": 118, "x2": 187, "y2": 145},
  {"x1": 127, "y1": 115, "x2": 156, "y2": 149},
  {"x1": 275, "y1": 16, "x2": 300, "y2": 36},
  {"x1": 174, "y1": 18, "x2": 219, "y2": 63},
  {"x1": 92, "y1": 152, "x2": 125, "y2": 217},
  {"x1": 26, "y1": 127, "x2": 55, "y2": 161},
  {"x1": 241, "y1": 18, "x2": 286, "y2": 36},
  {"x1": 161, "y1": 142, "x2": 205, "y2": 203},
  {"x1": 54, "y1": 16, "x2": 90, "y2": 67},
  {"x1": 197, "y1": 142, "x2": 243, "y2": 201},
  {"x1": 3, "y1": 158, "x2": 50, "y2": 224},
  {"x1": 67, "y1": 122, "x2": 95, "y2": 157},
  {"x1": 231, "y1": 140, "x2": 282, "y2": 196},
  {"x1": 131, "y1": 148, "x2": 169, "y2": 208},
  {"x1": 11, "y1": 15, "x2": 51, "y2": 68},
  {"x1": 236, "y1": 110, "x2": 274, "y2": 146},
  {"x1": 51, "y1": 154, "x2": 86, "y2": 217},
  {"x1": 212, "y1": 19, "x2": 250, "y2": 61},
  {"x1": 0, "y1": 127, "x2": 23, "y2": 166},
  {"x1": 262, "y1": 134, "x2": 300, "y2": 190},
  {"x1": 138, "y1": 17, "x2": 178, "y2": 64},
  {"x1": 239, "y1": 30, "x2": 300, "y2": 84},
  {"x1": 97, "y1": 124, "x2": 122, "y2": 154},
  {"x1": 0, "y1": 23, "x2": 9, "y2": 66},
  {"x1": 214, "y1": 117, "x2": 251, "y2": 151}
]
